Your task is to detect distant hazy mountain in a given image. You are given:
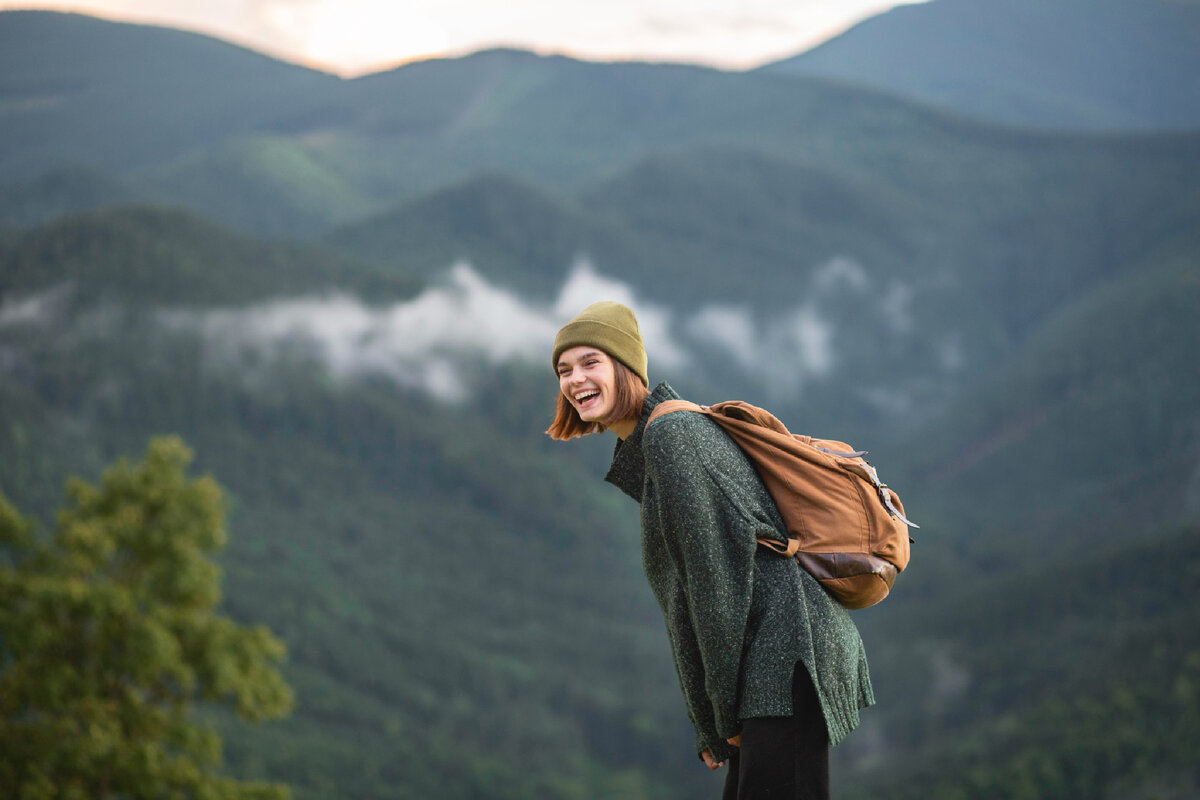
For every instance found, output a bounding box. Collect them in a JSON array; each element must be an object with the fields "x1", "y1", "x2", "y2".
[
  {"x1": 0, "y1": 205, "x2": 419, "y2": 305},
  {"x1": 324, "y1": 172, "x2": 638, "y2": 300},
  {"x1": 0, "y1": 10, "x2": 338, "y2": 179},
  {"x1": 2, "y1": 10, "x2": 976, "y2": 236},
  {"x1": 766, "y1": 0, "x2": 1200, "y2": 130},
  {"x1": 0, "y1": 165, "x2": 137, "y2": 226}
]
